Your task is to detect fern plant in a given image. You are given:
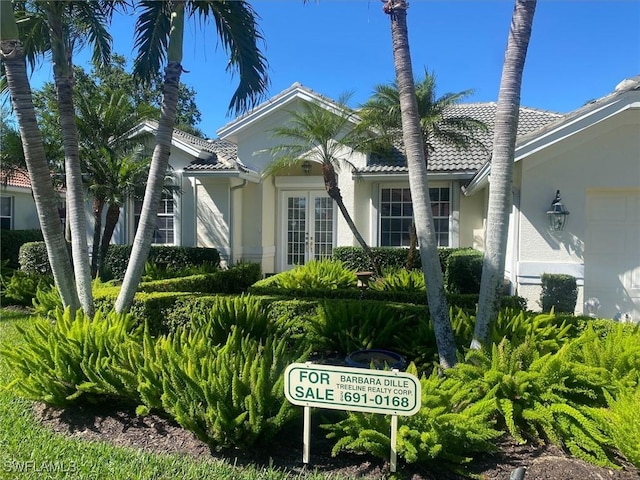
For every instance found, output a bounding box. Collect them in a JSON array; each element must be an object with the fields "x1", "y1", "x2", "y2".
[
  {"x1": 602, "y1": 387, "x2": 640, "y2": 467},
  {"x1": 451, "y1": 339, "x2": 616, "y2": 467},
  {"x1": 565, "y1": 323, "x2": 640, "y2": 391},
  {"x1": 323, "y1": 363, "x2": 501, "y2": 471},
  {"x1": 148, "y1": 326, "x2": 306, "y2": 449},
  {"x1": 369, "y1": 269, "x2": 425, "y2": 293},
  {"x1": 185, "y1": 294, "x2": 288, "y2": 345},
  {"x1": 268, "y1": 259, "x2": 357, "y2": 290},
  {"x1": 310, "y1": 299, "x2": 419, "y2": 355},
  {"x1": 1, "y1": 308, "x2": 143, "y2": 405}
]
